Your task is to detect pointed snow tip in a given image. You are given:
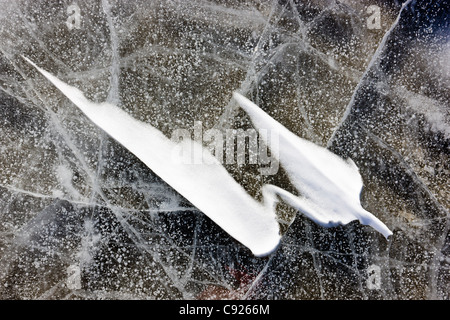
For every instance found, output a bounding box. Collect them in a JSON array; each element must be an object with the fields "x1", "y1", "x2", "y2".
[
  {"x1": 21, "y1": 55, "x2": 35, "y2": 66},
  {"x1": 232, "y1": 91, "x2": 250, "y2": 104},
  {"x1": 233, "y1": 91, "x2": 256, "y2": 104},
  {"x1": 21, "y1": 56, "x2": 47, "y2": 76},
  {"x1": 365, "y1": 217, "x2": 393, "y2": 240},
  {"x1": 232, "y1": 91, "x2": 243, "y2": 98}
]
